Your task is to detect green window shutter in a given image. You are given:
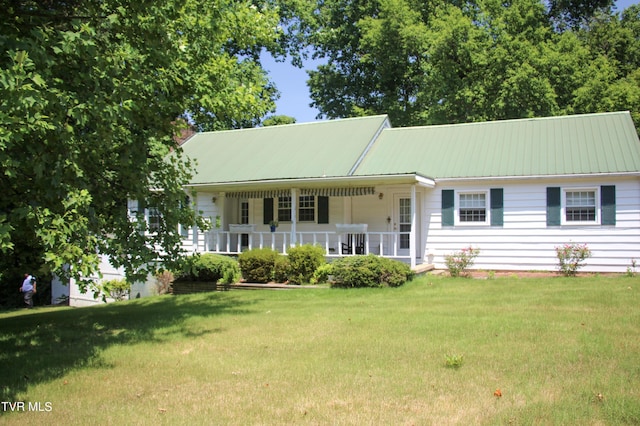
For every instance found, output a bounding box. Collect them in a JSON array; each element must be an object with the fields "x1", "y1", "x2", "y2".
[
  {"x1": 263, "y1": 198, "x2": 274, "y2": 225},
  {"x1": 601, "y1": 185, "x2": 616, "y2": 226},
  {"x1": 490, "y1": 188, "x2": 504, "y2": 227},
  {"x1": 318, "y1": 196, "x2": 329, "y2": 224},
  {"x1": 442, "y1": 189, "x2": 454, "y2": 227},
  {"x1": 546, "y1": 187, "x2": 561, "y2": 226}
]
